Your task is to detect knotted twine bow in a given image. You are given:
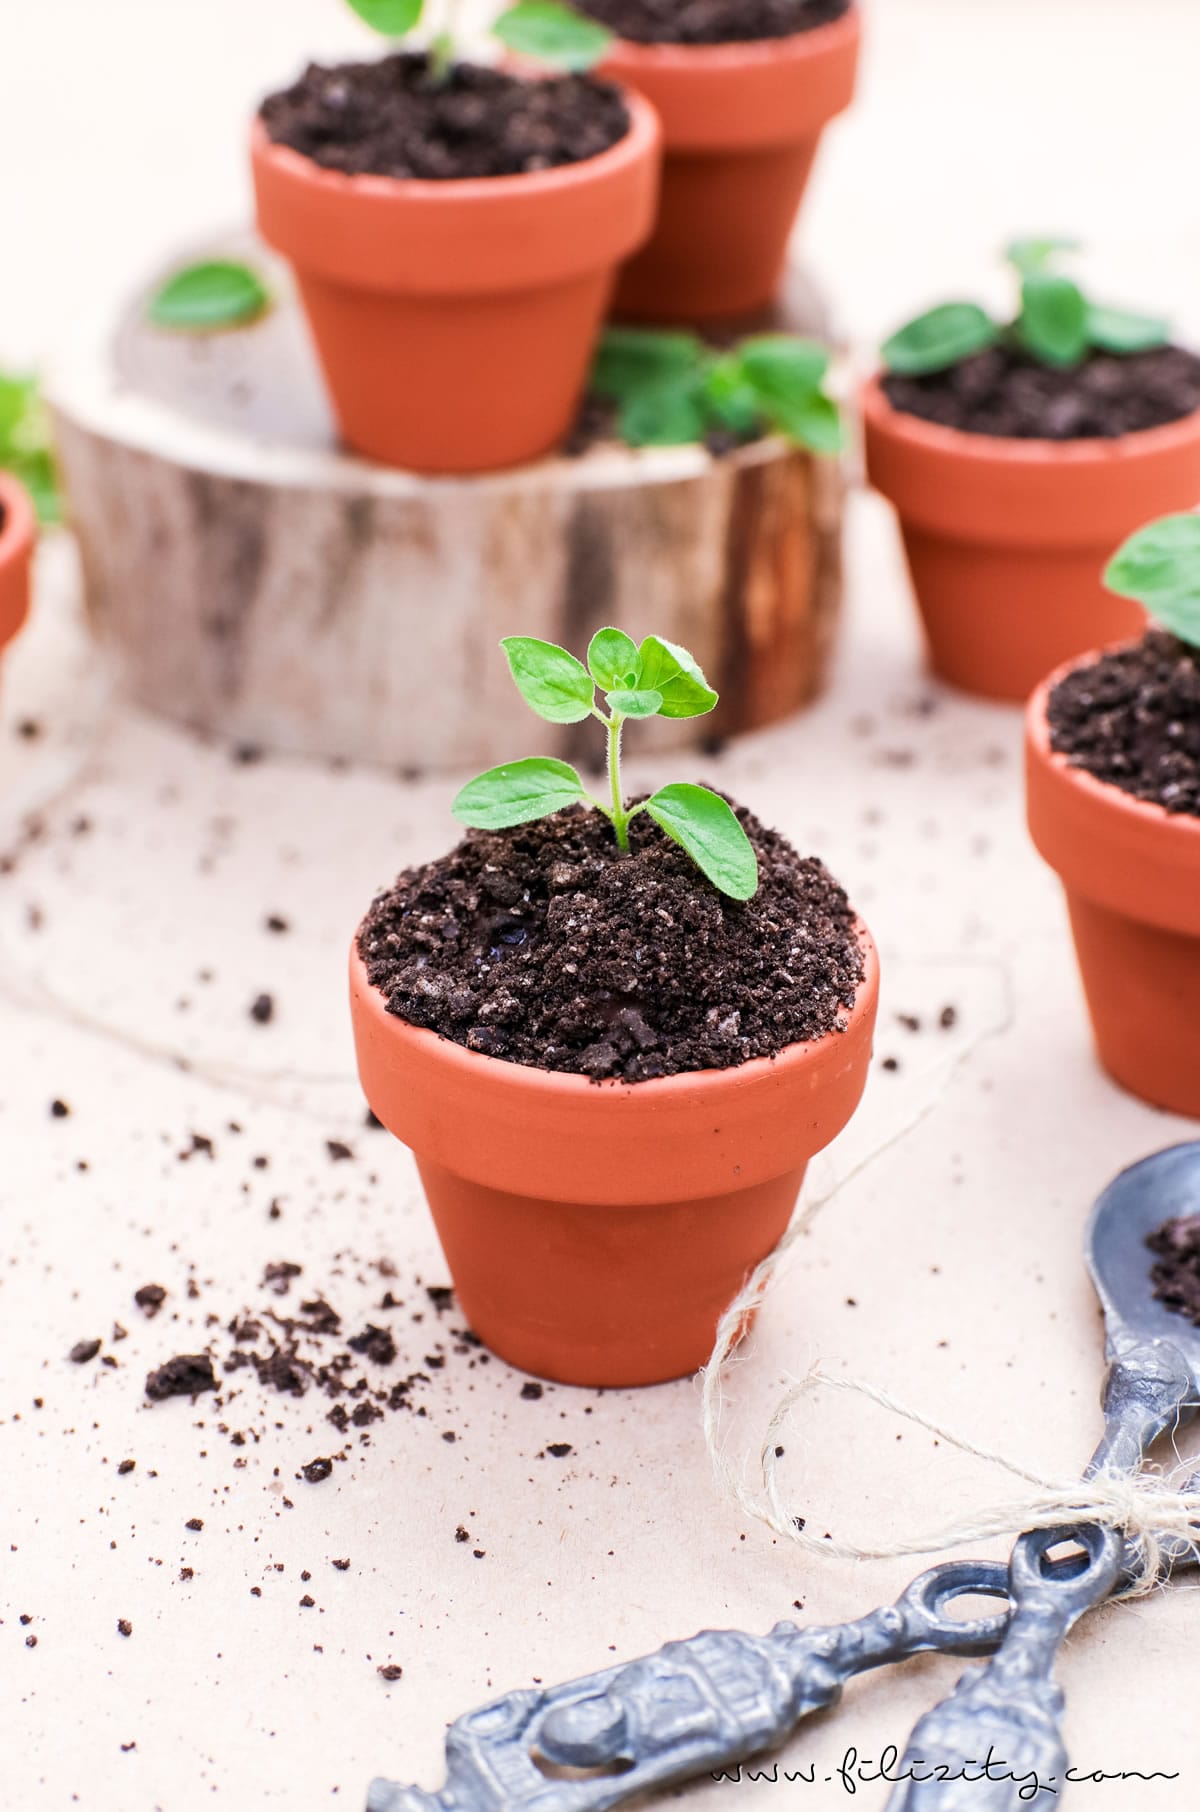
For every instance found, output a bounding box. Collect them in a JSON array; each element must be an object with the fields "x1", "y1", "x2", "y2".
[{"x1": 700, "y1": 1210, "x2": 1200, "y2": 1596}]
